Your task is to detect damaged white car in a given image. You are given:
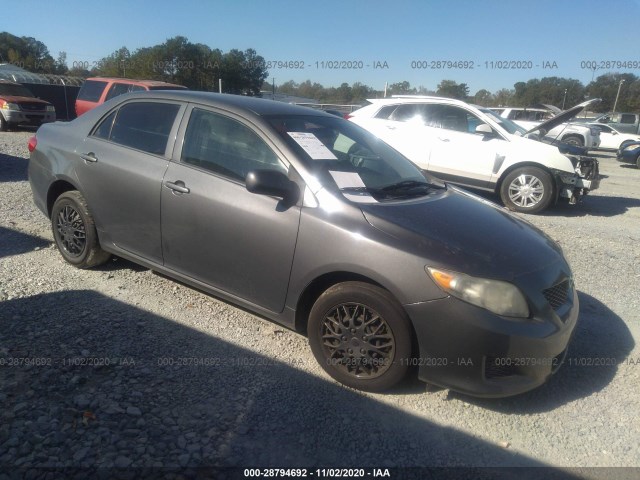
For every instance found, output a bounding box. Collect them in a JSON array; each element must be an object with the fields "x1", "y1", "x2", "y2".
[{"x1": 348, "y1": 97, "x2": 600, "y2": 213}]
